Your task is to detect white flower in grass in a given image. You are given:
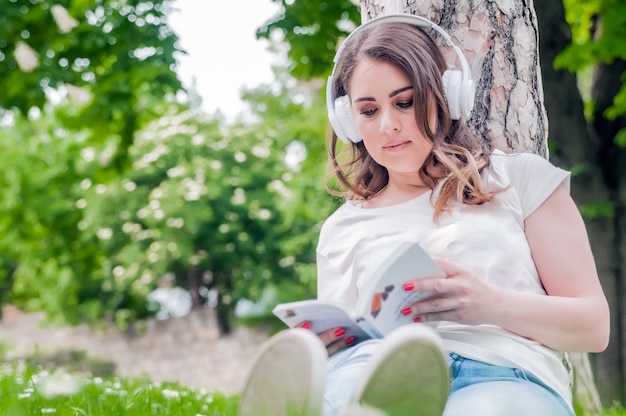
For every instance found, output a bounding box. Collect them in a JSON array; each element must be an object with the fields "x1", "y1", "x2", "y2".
[
  {"x1": 51, "y1": 5, "x2": 79, "y2": 33},
  {"x1": 18, "y1": 391, "x2": 32, "y2": 399},
  {"x1": 161, "y1": 388, "x2": 181, "y2": 399},
  {"x1": 14, "y1": 41, "x2": 39, "y2": 72},
  {"x1": 37, "y1": 372, "x2": 83, "y2": 397}
]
